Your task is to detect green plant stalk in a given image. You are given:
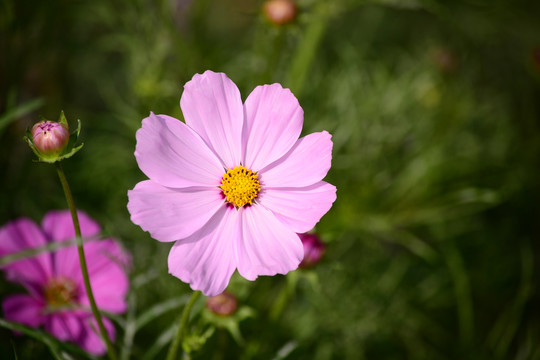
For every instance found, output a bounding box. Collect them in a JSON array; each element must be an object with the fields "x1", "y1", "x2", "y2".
[
  {"x1": 166, "y1": 291, "x2": 201, "y2": 360},
  {"x1": 55, "y1": 162, "x2": 118, "y2": 360},
  {"x1": 285, "y1": 2, "x2": 333, "y2": 97}
]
